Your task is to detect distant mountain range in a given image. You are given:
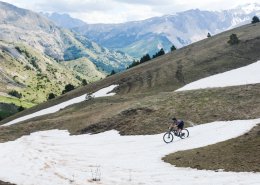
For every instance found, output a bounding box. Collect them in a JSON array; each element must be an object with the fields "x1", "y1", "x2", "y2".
[
  {"x1": 45, "y1": 3, "x2": 260, "y2": 58},
  {"x1": 0, "y1": 1, "x2": 132, "y2": 105},
  {"x1": 41, "y1": 12, "x2": 86, "y2": 29},
  {"x1": 0, "y1": 1, "x2": 132, "y2": 73}
]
